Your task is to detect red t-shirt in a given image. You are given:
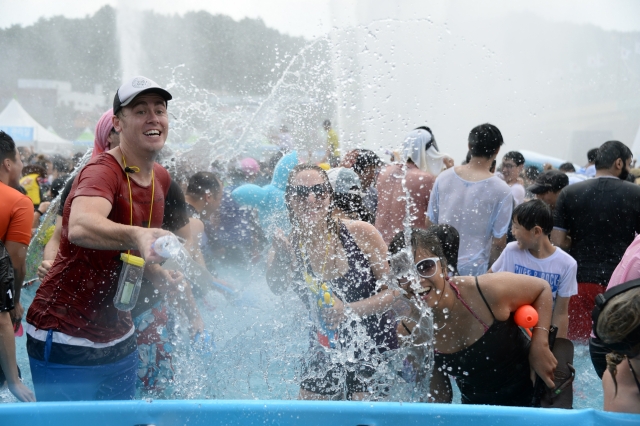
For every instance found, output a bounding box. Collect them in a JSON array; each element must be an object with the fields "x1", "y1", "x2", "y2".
[
  {"x1": 0, "y1": 182, "x2": 34, "y2": 246},
  {"x1": 27, "y1": 154, "x2": 170, "y2": 343}
]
